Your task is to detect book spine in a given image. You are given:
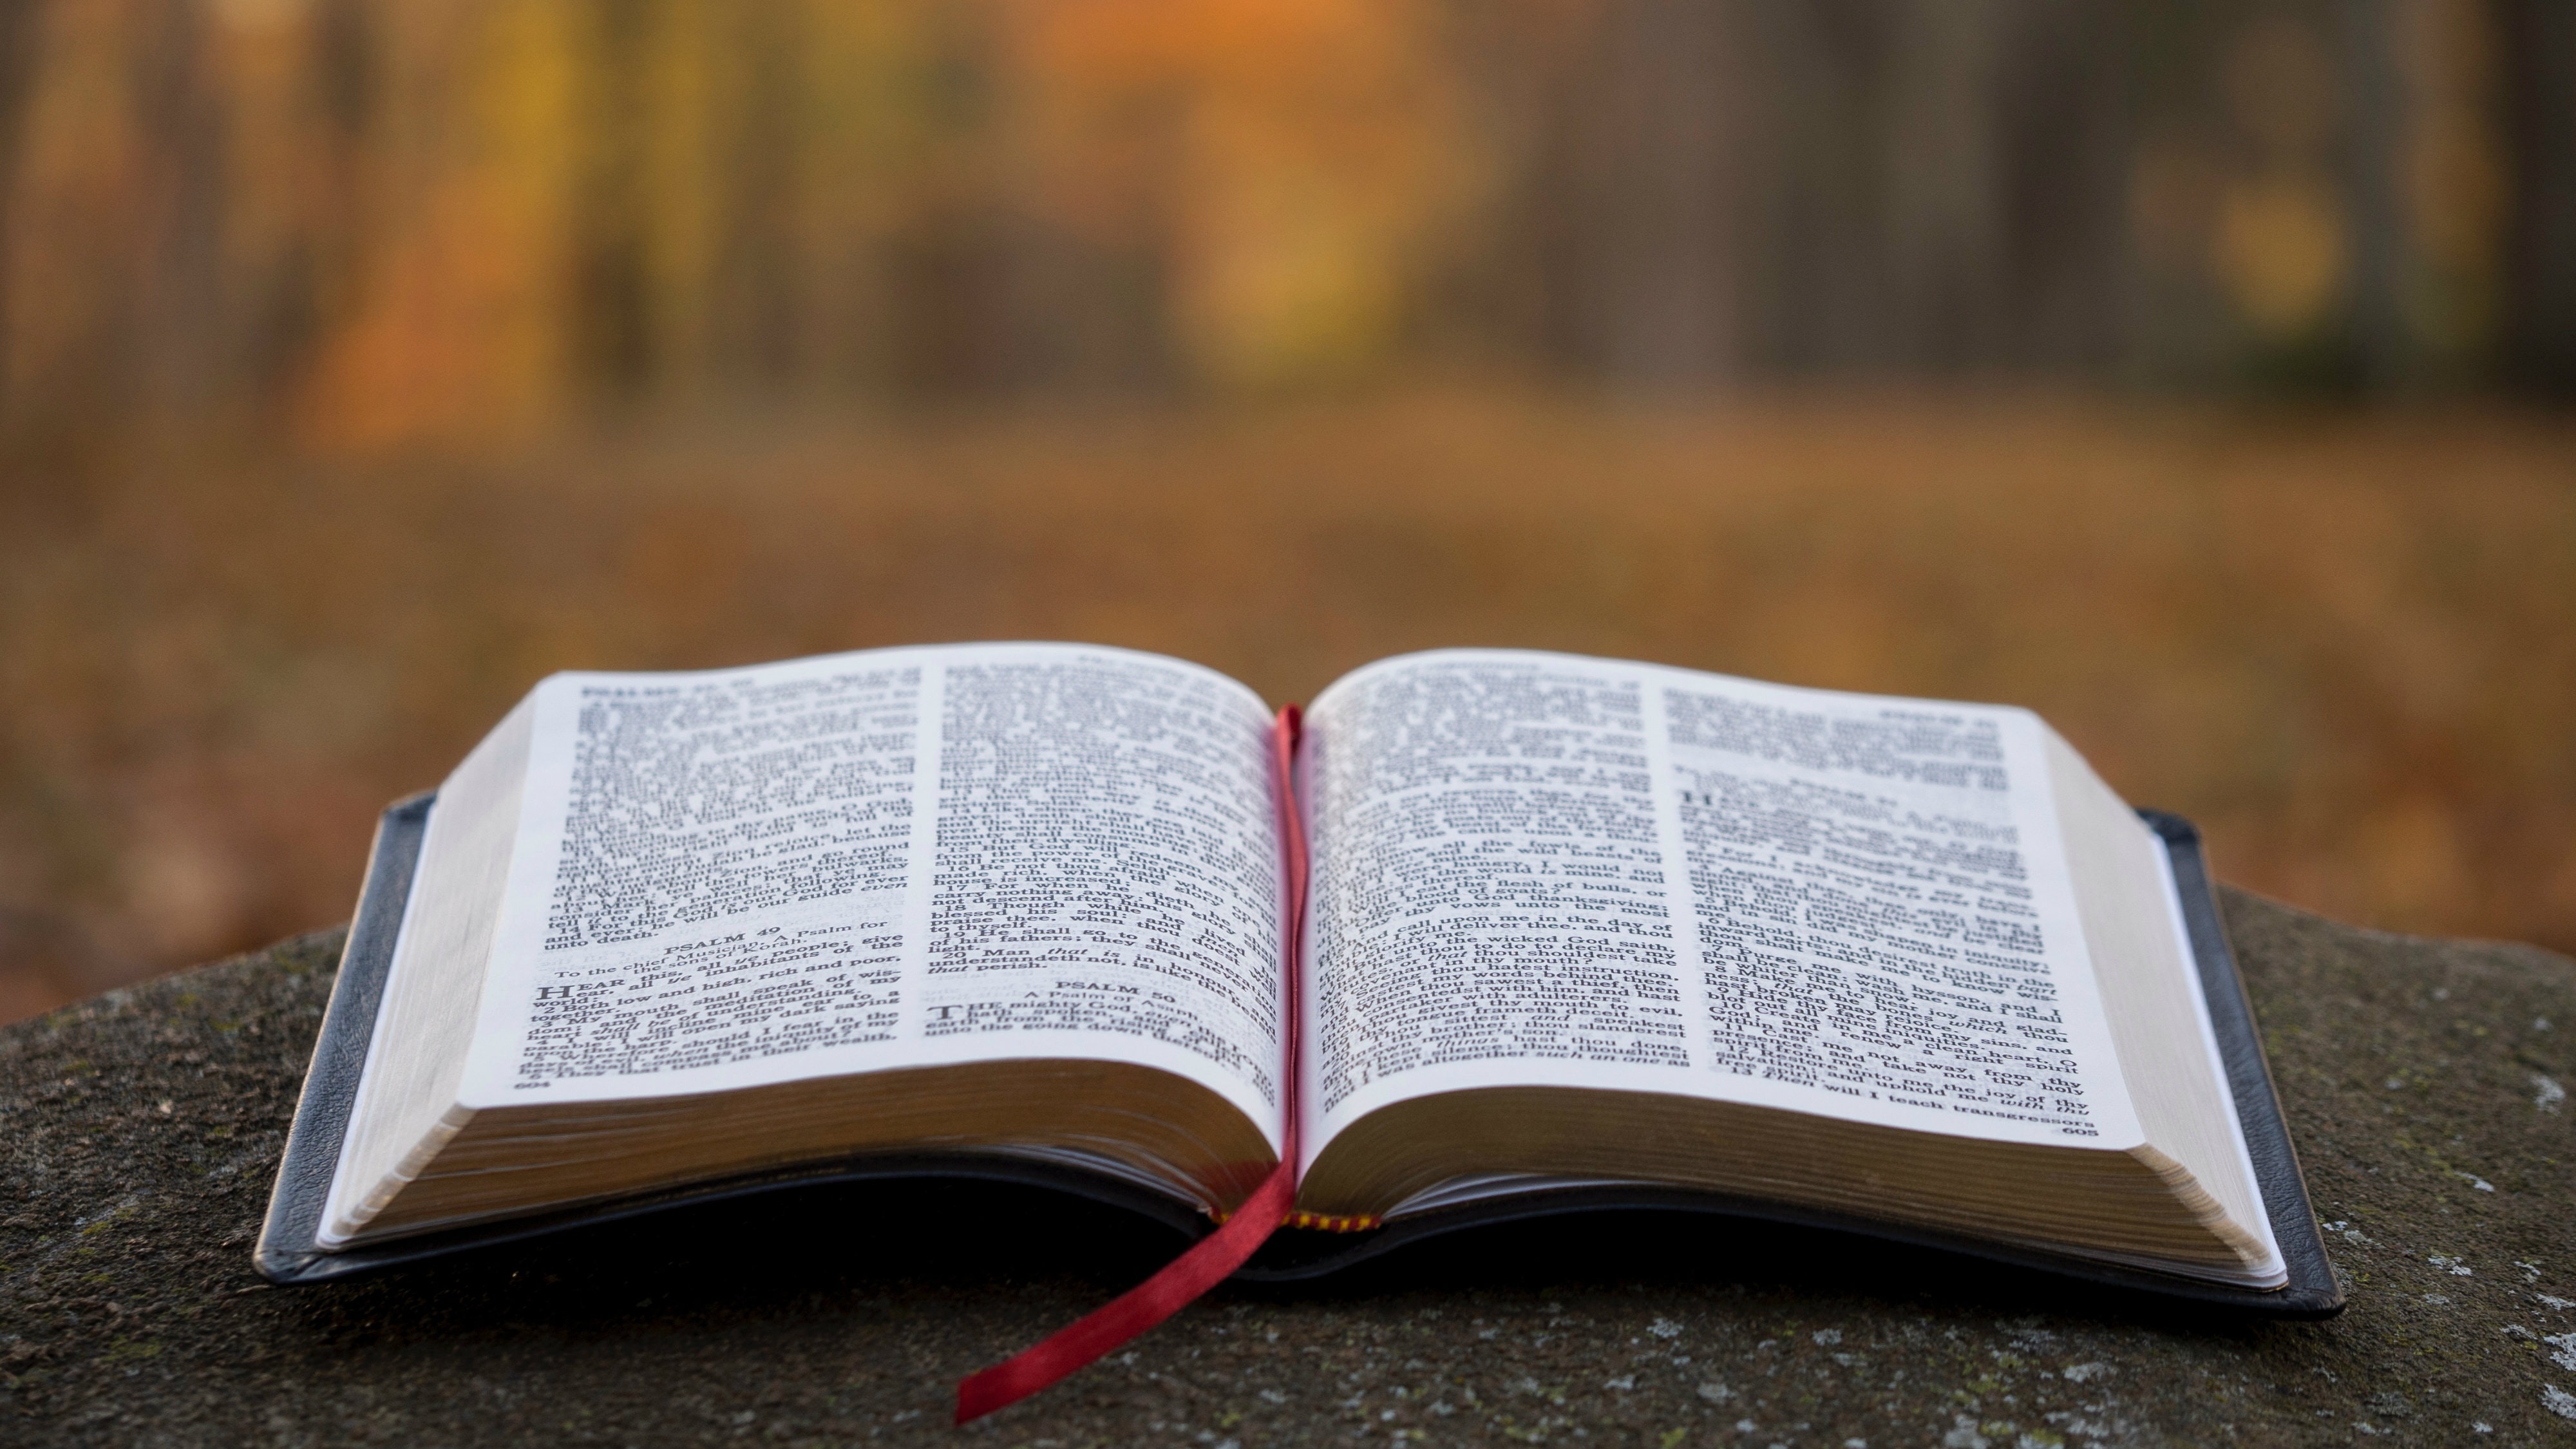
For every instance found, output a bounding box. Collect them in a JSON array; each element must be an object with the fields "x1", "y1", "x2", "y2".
[{"x1": 1221, "y1": 1208, "x2": 1379, "y2": 1233}]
